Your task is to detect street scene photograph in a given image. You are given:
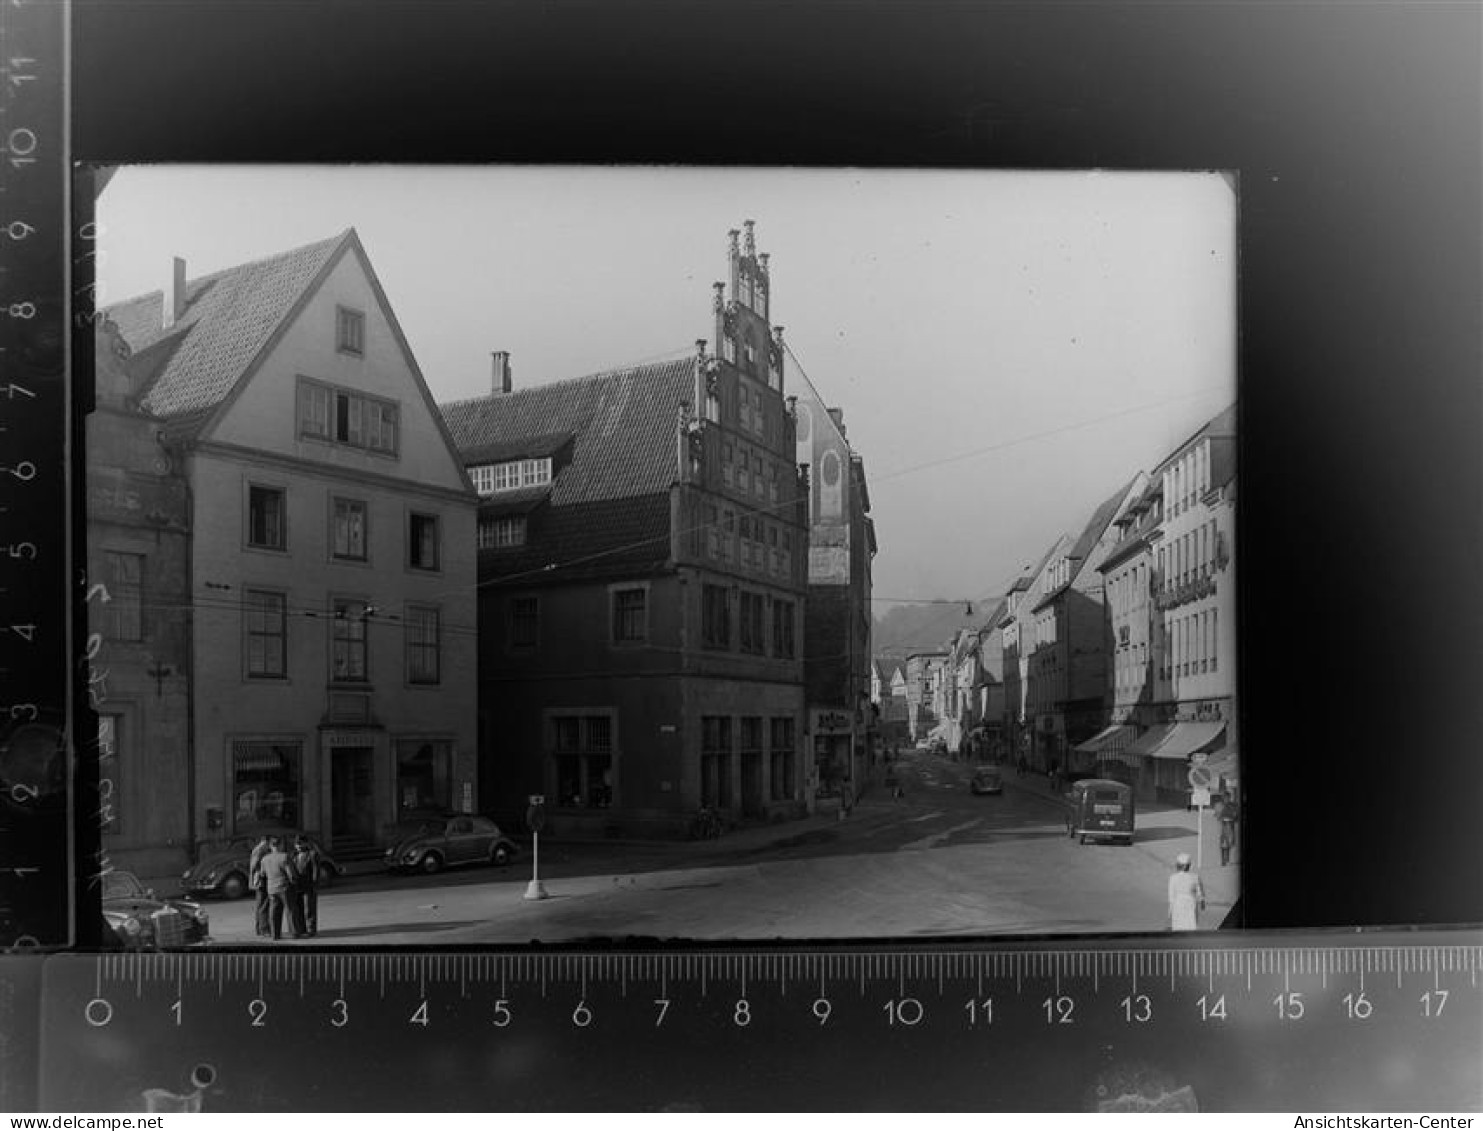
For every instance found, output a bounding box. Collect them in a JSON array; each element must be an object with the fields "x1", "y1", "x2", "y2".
[{"x1": 86, "y1": 165, "x2": 1239, "y2": 947}]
